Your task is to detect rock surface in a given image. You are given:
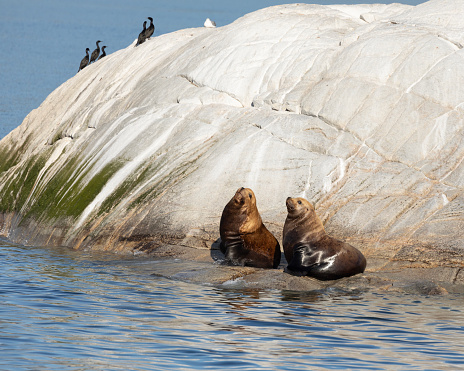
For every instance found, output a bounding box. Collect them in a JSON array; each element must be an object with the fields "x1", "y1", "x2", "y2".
[{"x1": 1, "y1": 0, "x2": 464, "y2": 289}]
